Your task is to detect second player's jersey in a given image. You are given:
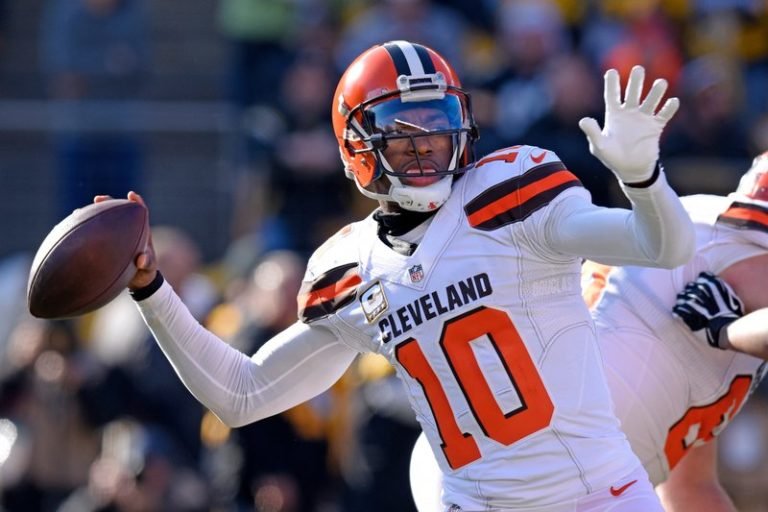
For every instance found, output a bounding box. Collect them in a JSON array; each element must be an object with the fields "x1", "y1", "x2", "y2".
[
  {"x1": 299, "y1": 146, "x2": 642, "y2": 509},
  {"x1": 584, "y1": 194, "x2": 768, "y2": 485}
]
